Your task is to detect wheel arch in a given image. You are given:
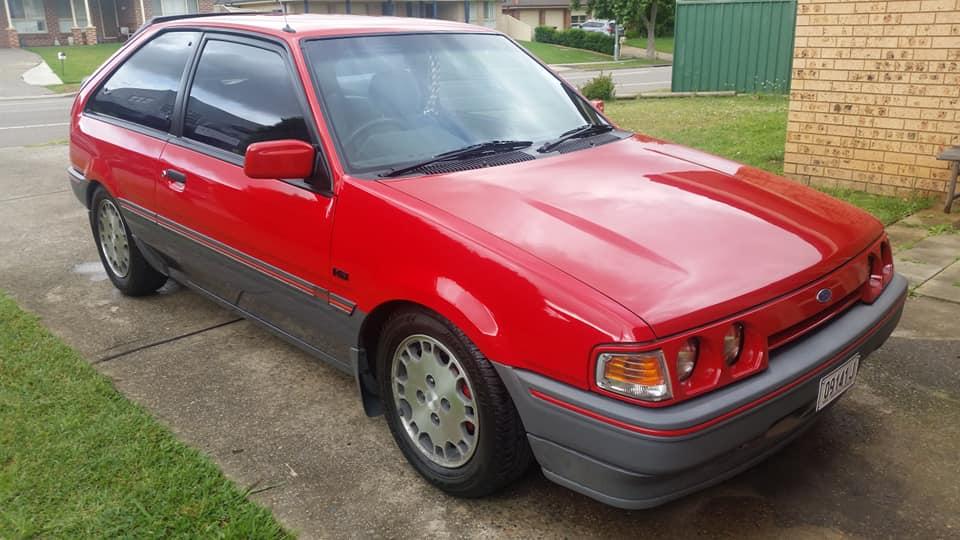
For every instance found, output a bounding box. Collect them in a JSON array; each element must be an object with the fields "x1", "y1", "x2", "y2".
[
  {"x1": 354, "y1": 294, "x2": 502, "y2": 418},
  {"x1": 86, "y1": 178, "x2": 105, "y2": 208}
]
